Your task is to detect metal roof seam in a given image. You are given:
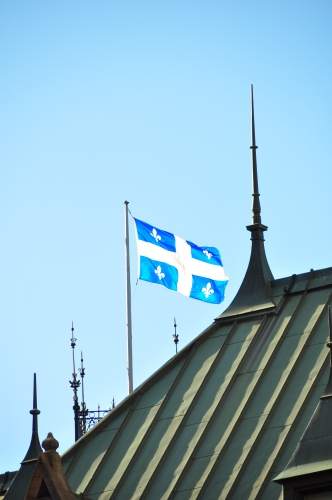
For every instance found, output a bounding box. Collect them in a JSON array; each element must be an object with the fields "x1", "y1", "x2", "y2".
[
  {"x1": 243, "y1": 301, "x2": 291, "y2": 374},
  {"x1": 182, "y1": 319, "x2": 271, "y2": 500},
  {"x1": 305, "y1": 269, "x2": 315, "y2": 291},
  {"x1": 133, "y1": 328, "x2": 238, "y2": 499},
  {"x1": 109, "y1": 346, "x2": 198, "y2": 499},
  {"x1": 140, "y1": 320, "x2": 259, "y2": 499},
  {"x1": 195, "y1": 293, "x2": 319, "y2": 499},
  {"x1": 60, "y1": 322, "x2": 227, "y2": 467},
  {"x1": 223, "y1": 293, "x2": 332, "y2": 499},
  {"x1": 64, "y1": 442, "x2": 86, "y2": 482},
  {"x1": 138, "y1": 337, "x2": 236, "y2": 500},
  {"x1": 303, "y1": 297, "x2": 332, "y2": 345},
  {"x1": 84, "y1": 395, "x2": 142, "y2": 496},
  {"x1": 61, "y1": 275, "x2": 332, "y2": 499},
  {"x1": 254, "y1": 352, "x2": 330, "y2": 498},
  {"x1": 164, "y1": 323, "x2": 251, "y2": 499},
  {"x1": 61, "y1": 328, "x2": 220, "y2": 456}
]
